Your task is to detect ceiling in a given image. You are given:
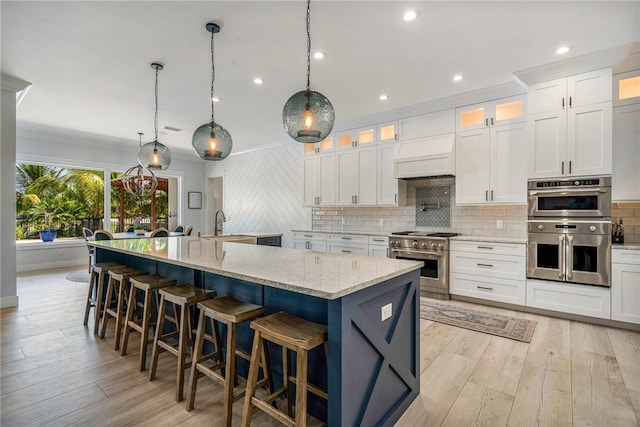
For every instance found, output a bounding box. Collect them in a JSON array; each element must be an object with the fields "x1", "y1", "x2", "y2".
[{"x1": 2, "y1": 1, "x2": 639, "y2": 158}]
